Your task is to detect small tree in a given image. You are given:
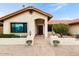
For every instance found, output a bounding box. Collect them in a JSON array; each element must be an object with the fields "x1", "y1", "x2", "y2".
[{"x1": 53, "y1": 23, "x2": 69, "y2": 37}]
